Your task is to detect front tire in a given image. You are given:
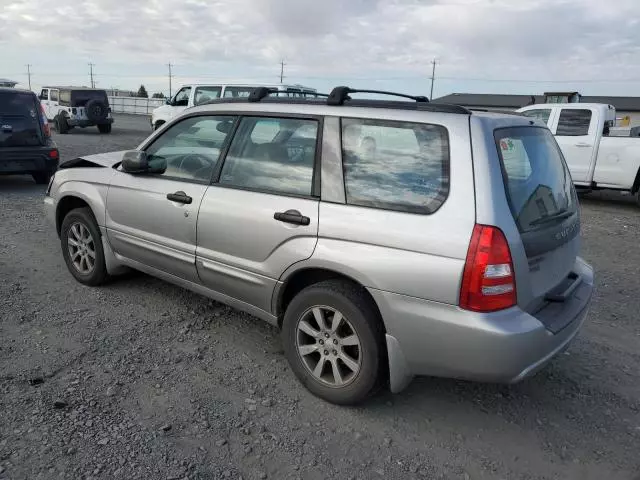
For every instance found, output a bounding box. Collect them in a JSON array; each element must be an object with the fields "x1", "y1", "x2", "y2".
[
  {"x1": 282, "y1": 280, "x2": 384, "y2": 405},
  {"x1": 60, "y1": 207, "x2": 109, "y2": 286},
  {"x1": 32, "y1": 172, "x2": 52, "y2": 185},
  {"x1": 98, "y1": 124, "x2": 112, "y2": 134}
]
